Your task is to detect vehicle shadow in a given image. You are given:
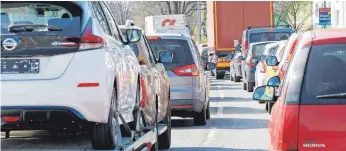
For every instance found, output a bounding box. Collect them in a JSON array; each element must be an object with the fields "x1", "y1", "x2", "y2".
[
  {"x1": 167, "y1": 147, "x2": 266, "y2": 151},
  {"x1": 172, "y1": 117, "x2": 268, "y2": 130},
  {"x1": 209, "y1": 106, "x2": 266, "y2": 115},
  {"x1": 209, "y1": 96, "x2": 252, "y2": 103},
  {"x1": 1, "y1": 131, "x2": 91, "y2": 150}
]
